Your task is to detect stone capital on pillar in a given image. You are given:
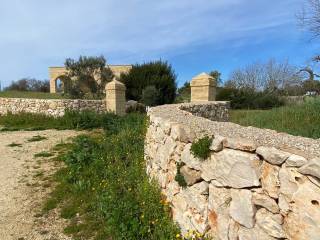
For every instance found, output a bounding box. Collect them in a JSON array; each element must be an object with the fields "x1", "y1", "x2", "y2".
[
  {"x1": 190, "y1": 72, "x2": 217, "y2": 102},
  {"x1": 105, "y1": 79, "x2": 126, "y2": 116}
]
